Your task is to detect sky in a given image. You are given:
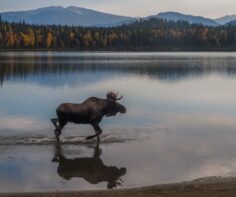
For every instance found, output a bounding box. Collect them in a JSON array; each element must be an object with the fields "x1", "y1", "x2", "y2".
[{"x1": 0, "y1": 0, "x2": 236, "y2": 18}]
